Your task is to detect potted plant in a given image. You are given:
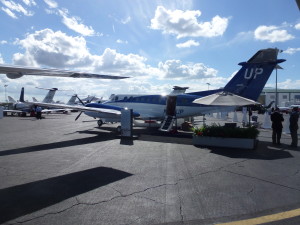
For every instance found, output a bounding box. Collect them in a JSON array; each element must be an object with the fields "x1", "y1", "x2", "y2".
[{"x1": 192, "y1": 123, "x2": 259, "y2": 149}]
